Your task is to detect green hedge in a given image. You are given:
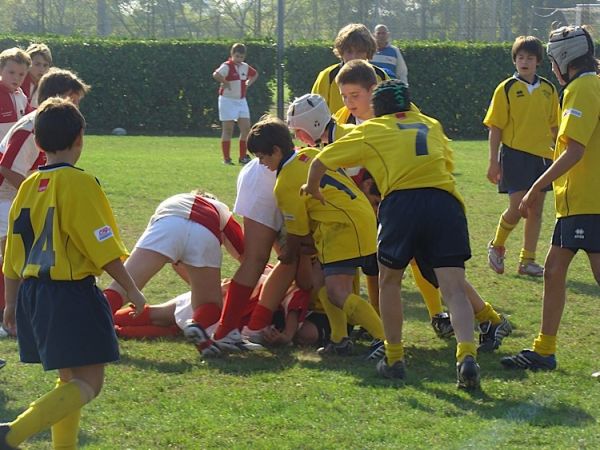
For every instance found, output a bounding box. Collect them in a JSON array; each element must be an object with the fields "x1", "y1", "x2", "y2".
[
  {"x1": 0, "y1": 36, "x2": 276, "y2": 133},
  {"x1": 2, "y1": 37, "x2": 598, "y2": 138},
  {"x1": 285, "y1": 41, "x2": 562, "y2": 138}
]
